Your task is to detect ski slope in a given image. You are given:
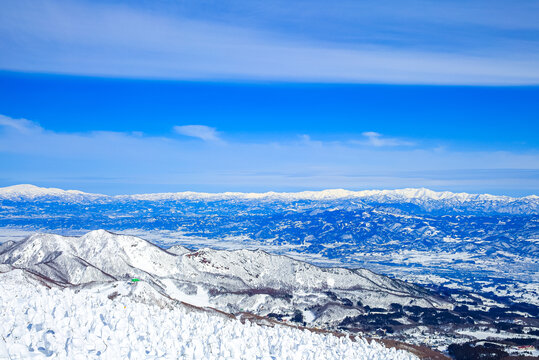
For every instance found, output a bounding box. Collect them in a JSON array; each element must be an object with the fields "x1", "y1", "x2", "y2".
[{"x1": 0, "y1": 268, "x2": 417, "y2": 360}]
